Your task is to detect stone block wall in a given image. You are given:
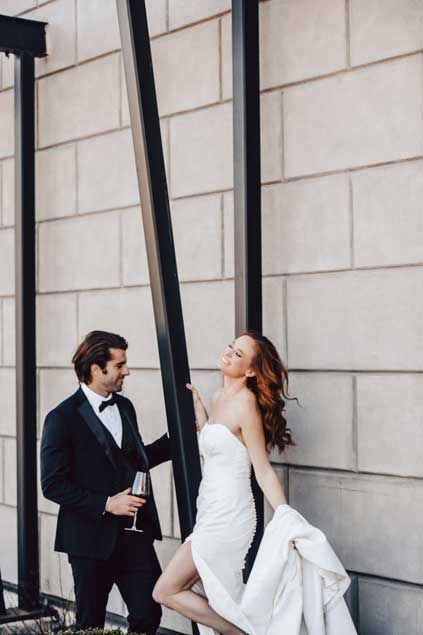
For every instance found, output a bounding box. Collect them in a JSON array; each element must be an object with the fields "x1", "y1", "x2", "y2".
[{"x1": 0, "y1": 1, "x2": 422, "y2": 633}]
